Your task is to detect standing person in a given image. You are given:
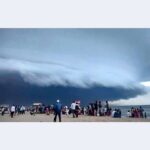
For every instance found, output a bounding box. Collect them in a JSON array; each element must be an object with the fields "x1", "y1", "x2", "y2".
[
  {"x1": 53, "y1": 100, "x2": 62, "y2": 122},
  {"x1": 91, "y1": 103, "x2": 95, "y2": 116},
  {"x1": 118, "y1": 109, "x2": 121, "y2": 118},
  {"x1": 88, "y1": 104, "x2": 92, "y2": 115},
  {"x1": 104, "y1": 107, "x2": 107, "y2": 116},
  {"x1": 1, "y1": 107, "x2": 5, "y2": 116},
  {"x1": 64, "y1": 106, "x2": 69, "y2": 116},
  {"x1": 46, "y1": 107, "x2": 50, "y2": 115},
  {"x1": 139, "y1": 106, "x2": 144, "y2": 118},
  {"x1": 144, "y1": 112, "x2": 147, "y2": 119},
  {"x1": 71, "y1": 101, "x2": 76, "y2": 118},
  {"x1": 95, "y1": 101, "x2": 99, "y2": 116},
  {"x1": 75, "y1": 103, "x2": 80, "y2": 118},
  {"x1": 10, "y1": 105, "x2": 15, "y2": 118},
  {"x1": 83, "y1": 107, "x2": 87, "y2": 115},
  {"x1": 105, "y1": 101, "x2": 109, "y2": 115},
  {"x1": 17, "y1": 106, "x2": 20, "y2": 115},
  {"x1": 99, "y1": 101, "x2": 102, "y2": 116},
  {"x1": 20, "y1": 106, "x2": 24, "y2": 114}
]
